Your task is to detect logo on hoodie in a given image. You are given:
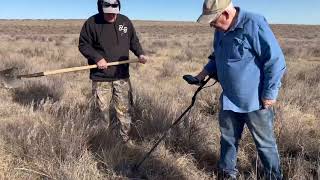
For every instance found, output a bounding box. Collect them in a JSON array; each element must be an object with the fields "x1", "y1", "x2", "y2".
[{"x1": 119, "y1": 24, "x2": 128, "y2": 35}]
